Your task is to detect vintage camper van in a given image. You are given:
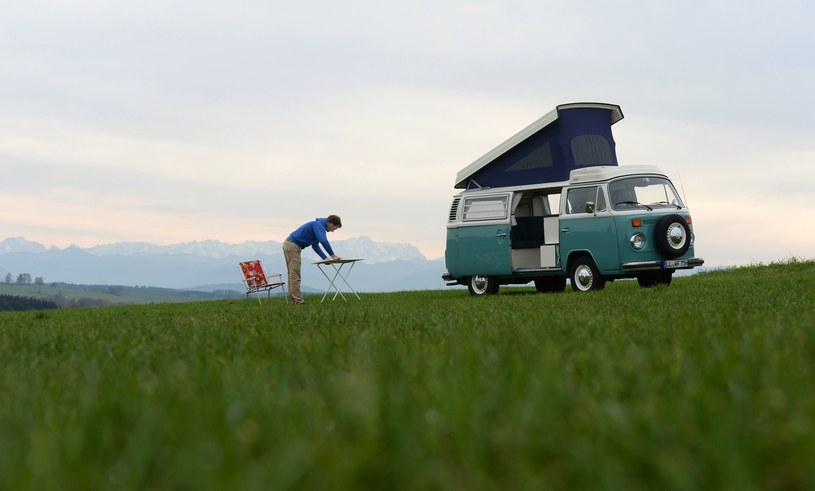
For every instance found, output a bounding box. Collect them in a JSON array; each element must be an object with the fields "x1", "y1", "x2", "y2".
[{"x1": 442, "y1": 102, "x2": 704, "y2": 295}]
